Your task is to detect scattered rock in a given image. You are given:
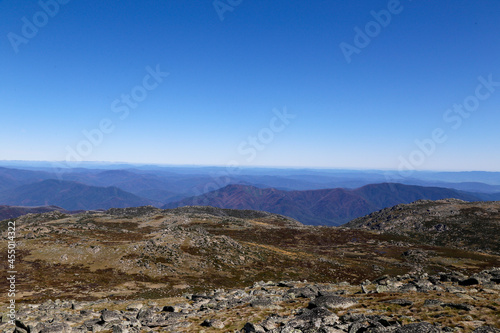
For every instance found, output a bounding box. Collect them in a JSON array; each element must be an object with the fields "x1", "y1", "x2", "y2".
[{"x1": 6, "y1": 267, "x2": 500, "y2": 332}]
